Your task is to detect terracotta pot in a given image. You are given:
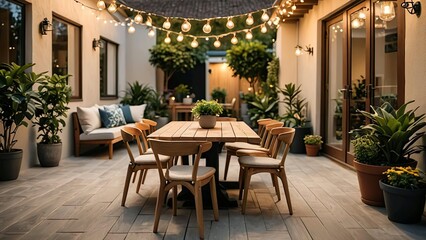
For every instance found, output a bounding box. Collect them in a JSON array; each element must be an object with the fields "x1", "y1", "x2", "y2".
[
  {"x1": 199, "y1": 115, "x2": 216, "y2": 129},
  {"x1": 353, "y1": 160, "x2": 417, "y2": 207},
  {"x1": 0, "y1": 149, "x2": 23, "y2": 181},
  {"x1": 380, "y1": 180, "x2": 426, "y2": 224},
  {"x1": 305, "y1": 144, "x2": 320, "y2": 156}
]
